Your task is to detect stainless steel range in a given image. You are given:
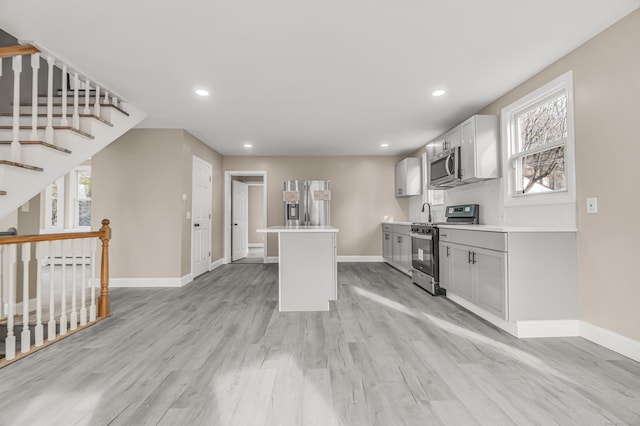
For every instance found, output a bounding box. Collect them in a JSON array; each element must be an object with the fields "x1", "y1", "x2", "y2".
[{"x1": 411, "y1": 204, "x2": 479, "y2": 295}]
